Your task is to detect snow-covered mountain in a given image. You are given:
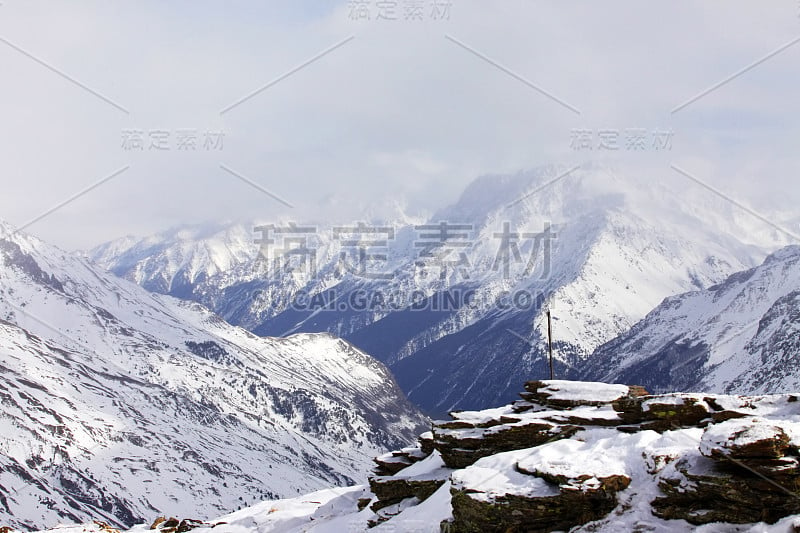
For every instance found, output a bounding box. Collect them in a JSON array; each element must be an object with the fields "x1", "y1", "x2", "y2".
[
  {"x1": 0, "y1": 221, "x2": 427, "y2": 530},
  {"x1": 580, "y1": 245, "x2": 800, "y2": 394},
  {"x1": 90, "y1": 164, "x2": 794, "y2": 415},
  {"x1": 89, "y1": 222, "x2": 257, "y2": 299}
]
